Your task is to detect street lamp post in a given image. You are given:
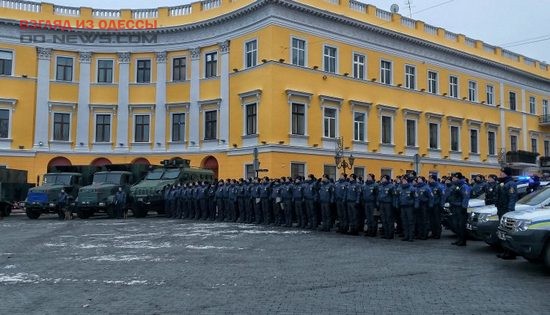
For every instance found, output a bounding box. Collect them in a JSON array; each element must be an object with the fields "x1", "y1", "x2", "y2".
[{"x1": 334, "y1": 137, "x2": 355, "y2": 176}]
